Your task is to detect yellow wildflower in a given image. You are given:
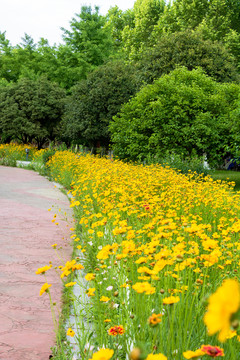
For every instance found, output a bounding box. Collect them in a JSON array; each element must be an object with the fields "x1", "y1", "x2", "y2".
[
  {"x1": 67, "y1": 328, "x2": 75, "y2": 337},
  {"x1": 100, "y1": 296, "x2": 111, "y2": 302},
  {"x1": 146, "y1": 353, "x2": 167, "y2": 360},
  {"x1": 39, "y1": 283, "x2": 52, "y2": 296},
  {"x1": 183, "y1": 349, "x2": 205, "y2": 359},
  {"x1": 204, "y1": 279, "x2": 240, "y2": 342},
  {"x1": 163, "y1": 296, "x2": 180, "y2": 305},
  {"x1": 89, "y1": 348, "x2": 114, "y2": 360},
  {"x1": 35, "y1": 265, "x2": 52, "y2": 275},
  {"x1": 85, "y1": 273, "x2": 96, "y2": 281},
  {"x1": 65, "y1": 282, "x2": 77, "y2": 287}
]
